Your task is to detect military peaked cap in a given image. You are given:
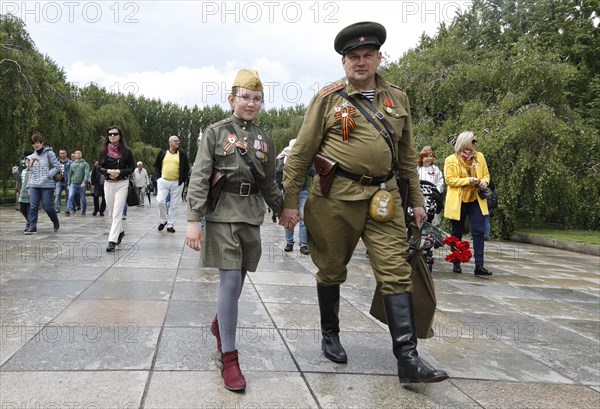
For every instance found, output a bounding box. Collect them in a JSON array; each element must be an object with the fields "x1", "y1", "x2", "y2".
[{"x1": 334, "y1": 21, "x2": 387, "y2": 55}]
